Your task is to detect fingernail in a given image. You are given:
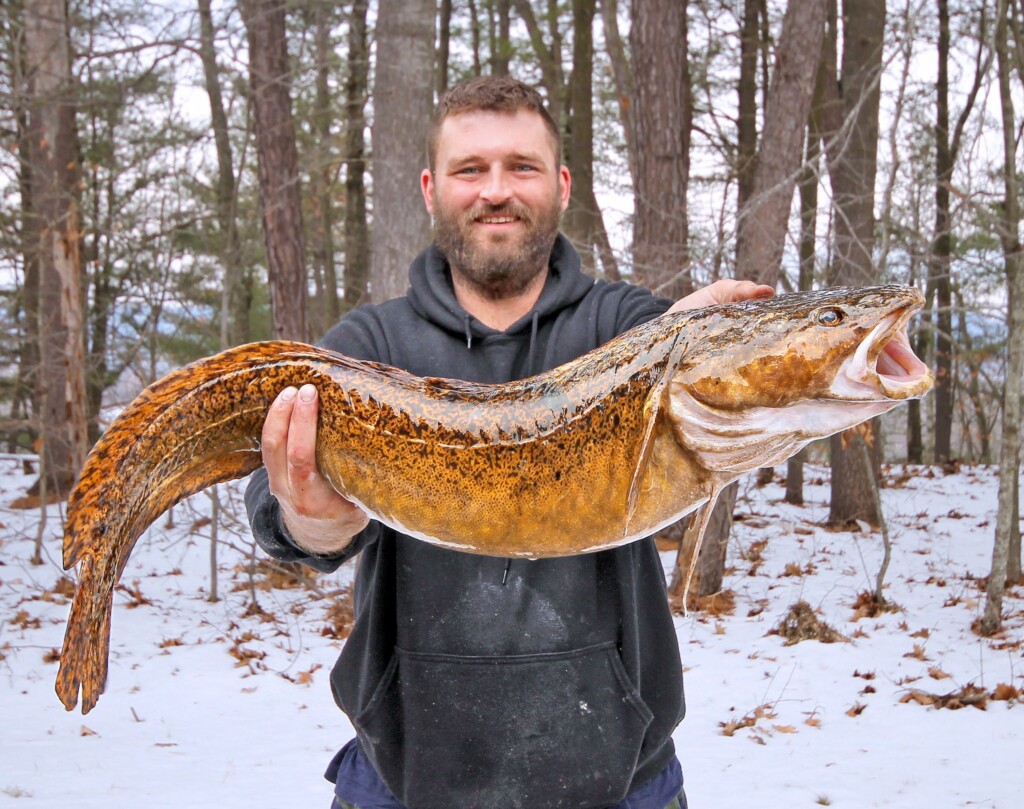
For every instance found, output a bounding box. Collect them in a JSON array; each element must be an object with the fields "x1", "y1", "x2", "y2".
[
  {"x1": 279, "y1": 387, "x2": 297, "y2": 402},
  {"x1": 298, "y1": 384, "x2": 317, "y2": 402}
]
